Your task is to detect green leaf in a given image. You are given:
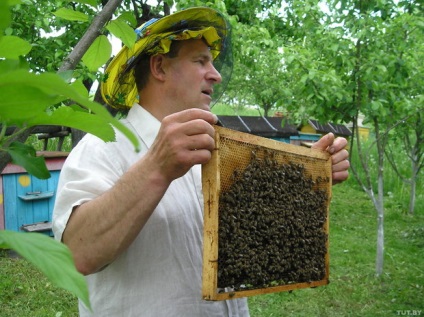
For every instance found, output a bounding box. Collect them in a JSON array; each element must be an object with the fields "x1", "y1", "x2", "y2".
[
  {"x1": 82, "y1": 35, "x2": 112, "y2": 71},
  {"x1": 7, "y1": 142, "x2": 51, "y2": 179},
  {"x1": 7, "y1": 0, "x2": 23, "y2": 5},
  {"x1": 57, "y1": 70, "x2": 75, "y2": 83},
  {"x1": 117, "y1": 12, "x2": 137, "y2": 27},
  {"x1": 27, "y1": 106, "x2": 117, "y2": 142},
  {"x1": 285, "y1": 55, "x2": 295, "y2": 65},
  {"x1": 0, "y1": 36, "x2": 32, "y2": 59},
  {"x1": 0, "y1": 70, "x2": 140, "y2": 151},
  {"x1": 0, "y1": 70, "x2": 105, "y2": 120},
  {"x1": 53, "y1": 8, "x2": 89, "y2": 22},
  {"x1": 0, "y1": 0, "x2": 11, "y2": 32},
  {"x1": 0, "y1": 84, "x2": 60, "y2": 120},
  {"x1": 0, "y1": 59, "x2": 28, "y2": 74},
  {"x1": 70, "y1": 0, "x2": 98, "y2": 7},
  {"x1": 106, "y1": 19, "x2": 137, "y2": 49},
  {"x1": 0, "y1": 230, "x2": 91, "y2": 309},
  {"x1": 371, "y1": 100, "x2": 381, "y2": 111},
  {"x1": 70, "y1": 79, "x2": 89, "y2": 98}
]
